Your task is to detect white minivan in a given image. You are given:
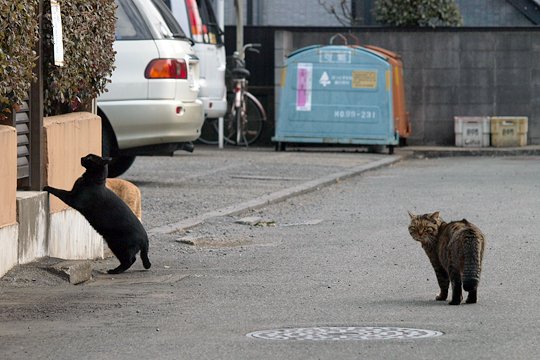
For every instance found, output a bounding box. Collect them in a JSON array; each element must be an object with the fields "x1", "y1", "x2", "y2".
[
  {"x1": 97, "y1": 0, "x2": 204, "y2": 177},
  {"x1": 164, "y1": 0, "x2": 228, "y2": 121}
]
